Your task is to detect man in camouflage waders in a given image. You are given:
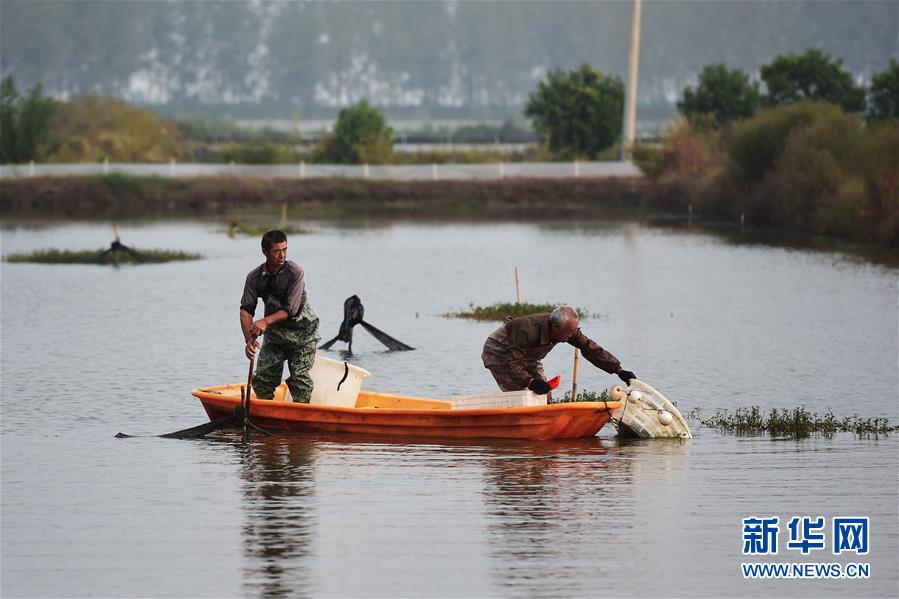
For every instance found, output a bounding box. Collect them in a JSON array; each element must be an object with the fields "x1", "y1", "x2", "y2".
[
  {"x1": 481, "y1": 306, "x2": 636, "y2": 397},
  {"x1": 240, "y1": 230, "x2": 320, "y2": 402}
]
